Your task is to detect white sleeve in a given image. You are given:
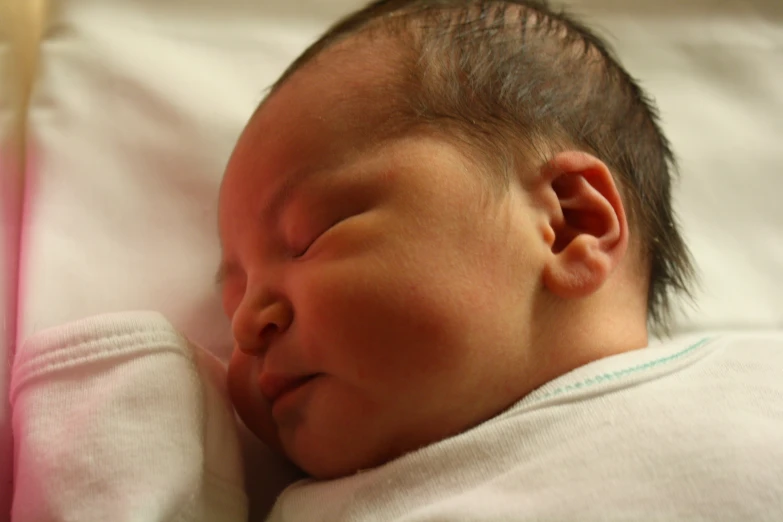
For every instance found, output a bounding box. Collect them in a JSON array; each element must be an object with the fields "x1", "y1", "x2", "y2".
[{"x1": 9, "y1": 311, "x2": 248, "y2": 522}]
